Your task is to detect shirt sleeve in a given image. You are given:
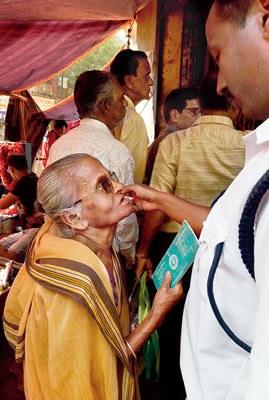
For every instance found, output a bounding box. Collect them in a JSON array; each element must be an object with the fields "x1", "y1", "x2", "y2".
[
  {"x1": 111, "y1": 153, "x2": 139, "y2": 263},
  {"x1": 150, "y1": 136, "x2": 178, "y2": 194}
]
